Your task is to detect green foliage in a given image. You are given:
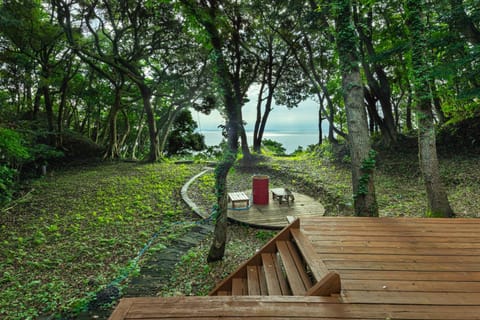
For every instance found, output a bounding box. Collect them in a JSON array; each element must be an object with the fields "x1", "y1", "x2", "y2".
[
  {"x1": 165, "y1": 109, "x2": 207, "y2": 156},
  {"x1": 354, "y1": 149, "x2": 377, "y2": 199},
  {"x1": 255, "y1": 230, "x2": 276, "y2": 242},
  {"x1": 0, "y1": 127, "x2": 31, "y2": 207},
  {"x1": 262, "y1": 139, "x2": 287, "y2": 156},
  {"x1": 0, "y1": 127, "x2": 30, "y2": 163},
  {"x1": 0, "y1": 165, "x2": 16, "y2": 206},
  {"x1": 0, "y1": 162, "x2": 199, "y2": 319}
]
